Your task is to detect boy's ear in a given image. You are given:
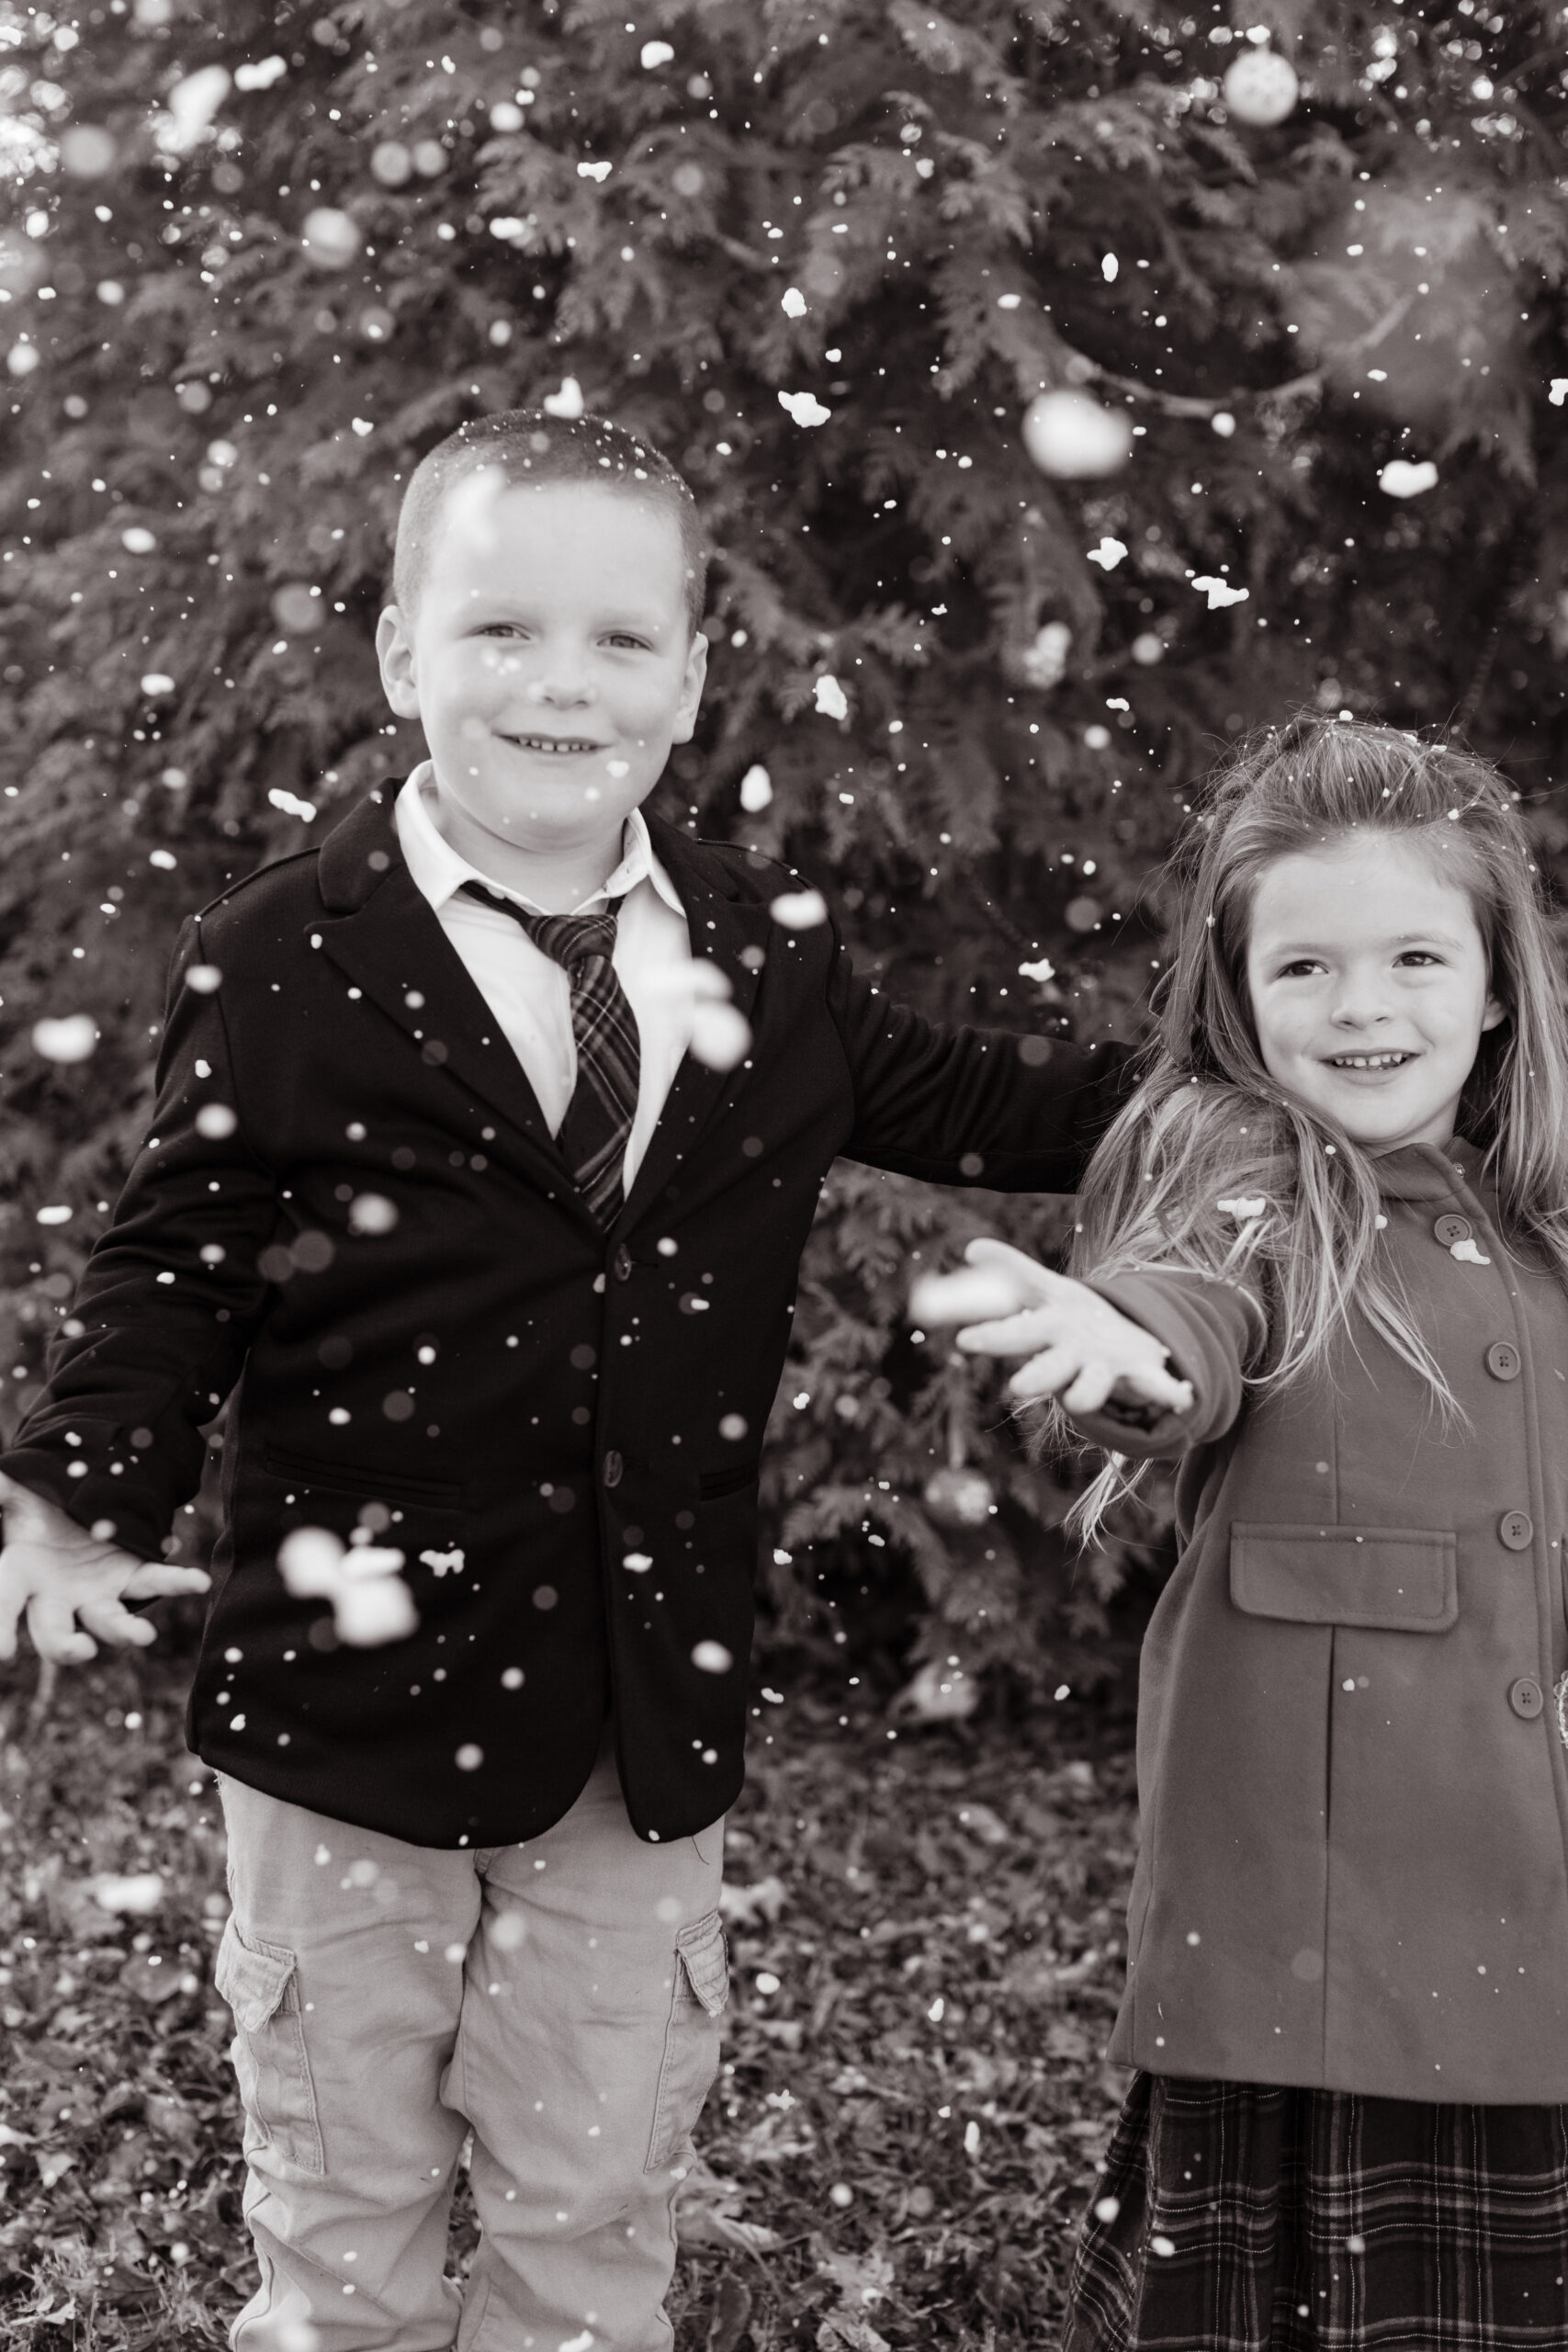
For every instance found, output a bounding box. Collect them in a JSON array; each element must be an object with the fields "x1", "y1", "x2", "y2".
[
  {"x1": 376, "y1": 606, "x2": 423, "y2": 721},
  {"x1": 670, "y1": 626, "x2": 708, "y2": 747}
]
